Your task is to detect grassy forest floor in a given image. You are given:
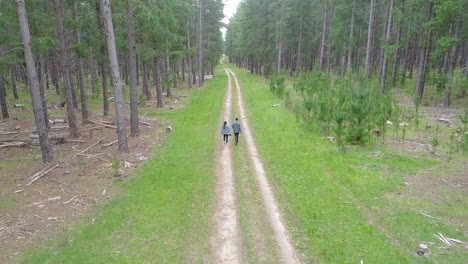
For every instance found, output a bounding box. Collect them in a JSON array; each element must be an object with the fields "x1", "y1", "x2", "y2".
[{"x1": 0, "y1": 64, "x2": 466, "y2": 263}]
